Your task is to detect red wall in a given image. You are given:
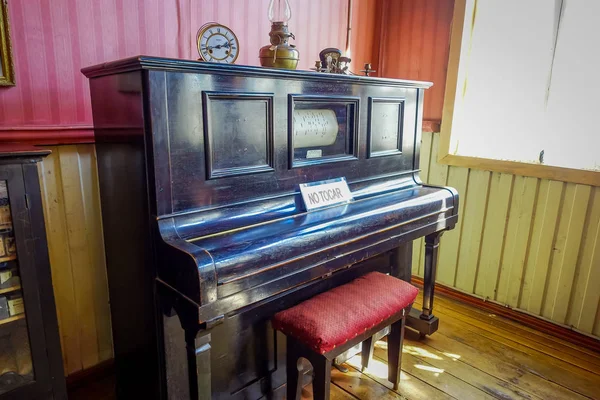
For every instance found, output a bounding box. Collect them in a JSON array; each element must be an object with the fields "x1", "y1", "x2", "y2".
[
  {"x1": 378, "y1": 0, "x2": 454, "y2": 129},
  {"x1": 351, "y1": 0, "x2": 455, "y2": 131},
  {"x1": 0, "y1": 0, "x2": 349, "y2": 143}
]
